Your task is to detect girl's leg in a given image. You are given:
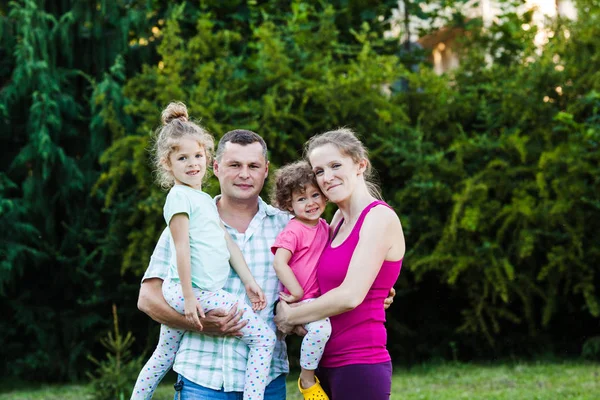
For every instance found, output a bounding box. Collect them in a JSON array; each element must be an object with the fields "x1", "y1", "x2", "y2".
[
  {"x1": 132, "y1": 323, "x2": 184, "y2": 400},
  {"x1": 163, "y1": 283, "x2": 276, "y2": 400},
  {"x1": 239, "y1": 306, "x2": 276, "y2": 400},
  {"x1": 298, "y1": 316, "x2": 331, "y2": 399},
  {"x1": 131, "y1": 278, "x2": 189, "y2": 400},
  {"x1": 205, "y1": 294, "x2": 276, "y2": 400}
]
